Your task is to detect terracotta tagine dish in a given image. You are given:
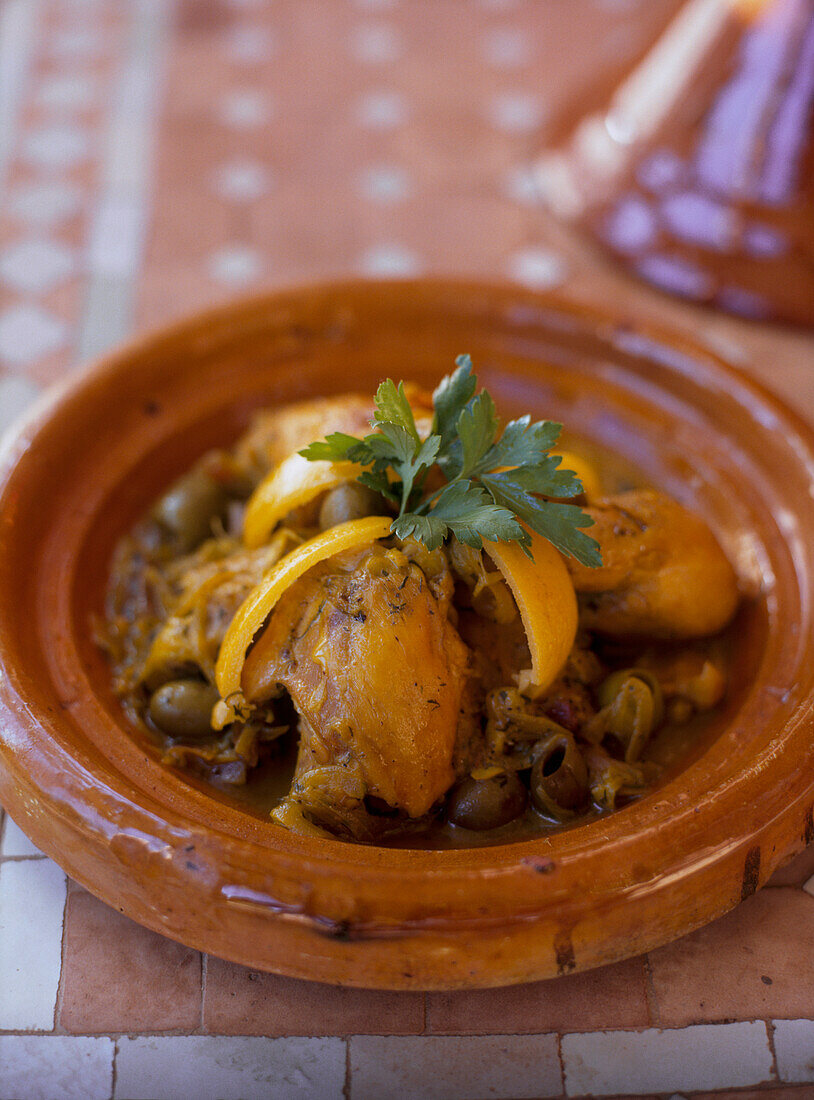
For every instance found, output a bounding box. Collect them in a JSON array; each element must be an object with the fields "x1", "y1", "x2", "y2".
[
  {"x1": 536, "y1": 0, "x2": 814, "y2": 327},
  {"x1": 0, "y1": 279, "x2": 813, "y2": 990}
]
